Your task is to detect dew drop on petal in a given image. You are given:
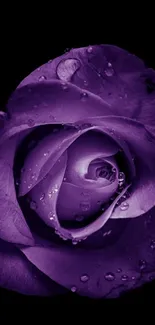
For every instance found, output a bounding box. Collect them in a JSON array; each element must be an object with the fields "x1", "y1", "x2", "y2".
[
  {"x1": 48, "y1": 212, "x2": 56, "y2": 220},
  {"x1": 87, "y1": 46, "x2": 93, "y2": 53},
  {"x1": 72, "y1": 239, "x2": 78, "y2": 245},
  {"x1": 57, "y1": 59, "x2": 81, "y2": 82},
  {"x1": 80, "y1": 92, "x2": 88, "y2": 101},
  {"x1": 38, "y1": 75, "x2": 47, "y2": 81},
  {"x1": 131, "y1": 276, "x2": 136, "y2": 280},
  {"x1": 75, "y1": 215, "x2": 84, "y2": 222},
  {"x1": 30, "y1": 201, "x2": 37, "y2": 210},
  {"x1": 104, "y1": 272, "x2": 115, "y2": 281},
  {"x1": 120, "y1": 202, "x2": 129, "y2": 211},
  {"x1": 28, "y1": 184, "x2": 32, "y2": 189},
  {"x1": 105, "y1": 63, "x2": 114, "y2": 77},
  {"x1": 40, "y1": 193, "x2": 45, "y2": 201},
  {"x1": 121, "y1": 275, "x2": 128, "y2": 281},
  {"x1": 80, "y1": 201, "x2": 91, "y2": 211},
  {"x1": 80, "y1": 274, "x2": 89, "y2": 282},
  {"x1": 71, "y1": 286, "x2": 77, "y2": 293},
  {"x1": 139, "y1": 259, "x2": 147, "y2": 270},
  {"x1": 118, "y1": 172, "x2": 125, "y2": 182},
  {"x1": 116, "y1": 268, "x2": 122, "y2": 273},
  {"x1": 150, "y1": 239, "x2": 155, "y2": 249}
]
